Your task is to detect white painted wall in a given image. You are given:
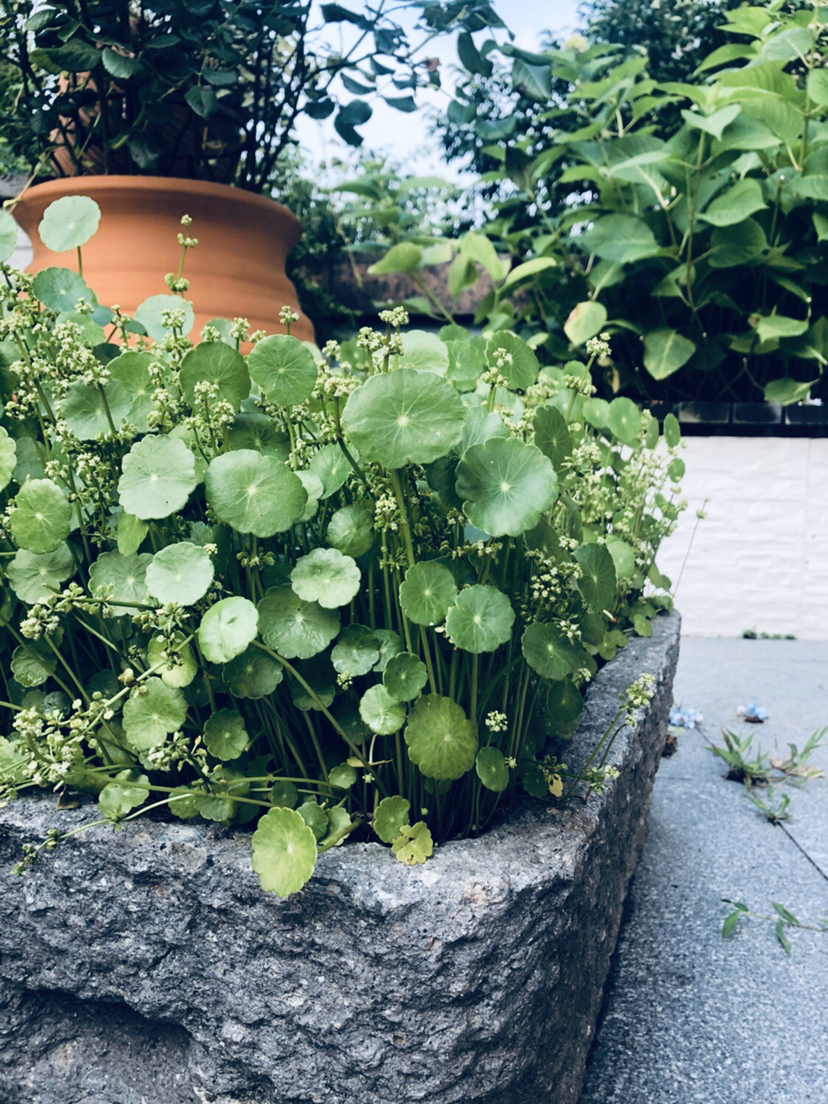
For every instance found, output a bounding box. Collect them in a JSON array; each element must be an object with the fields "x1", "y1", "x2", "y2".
[{"x1": 656, "y1": 436, "x2": 828, "y2": 640}]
